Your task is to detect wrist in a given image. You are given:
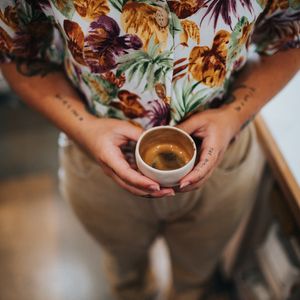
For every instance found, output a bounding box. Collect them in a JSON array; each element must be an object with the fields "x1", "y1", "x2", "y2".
[{"x1": 217, "y1": 104, "x2": 245, "y2": 137}]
